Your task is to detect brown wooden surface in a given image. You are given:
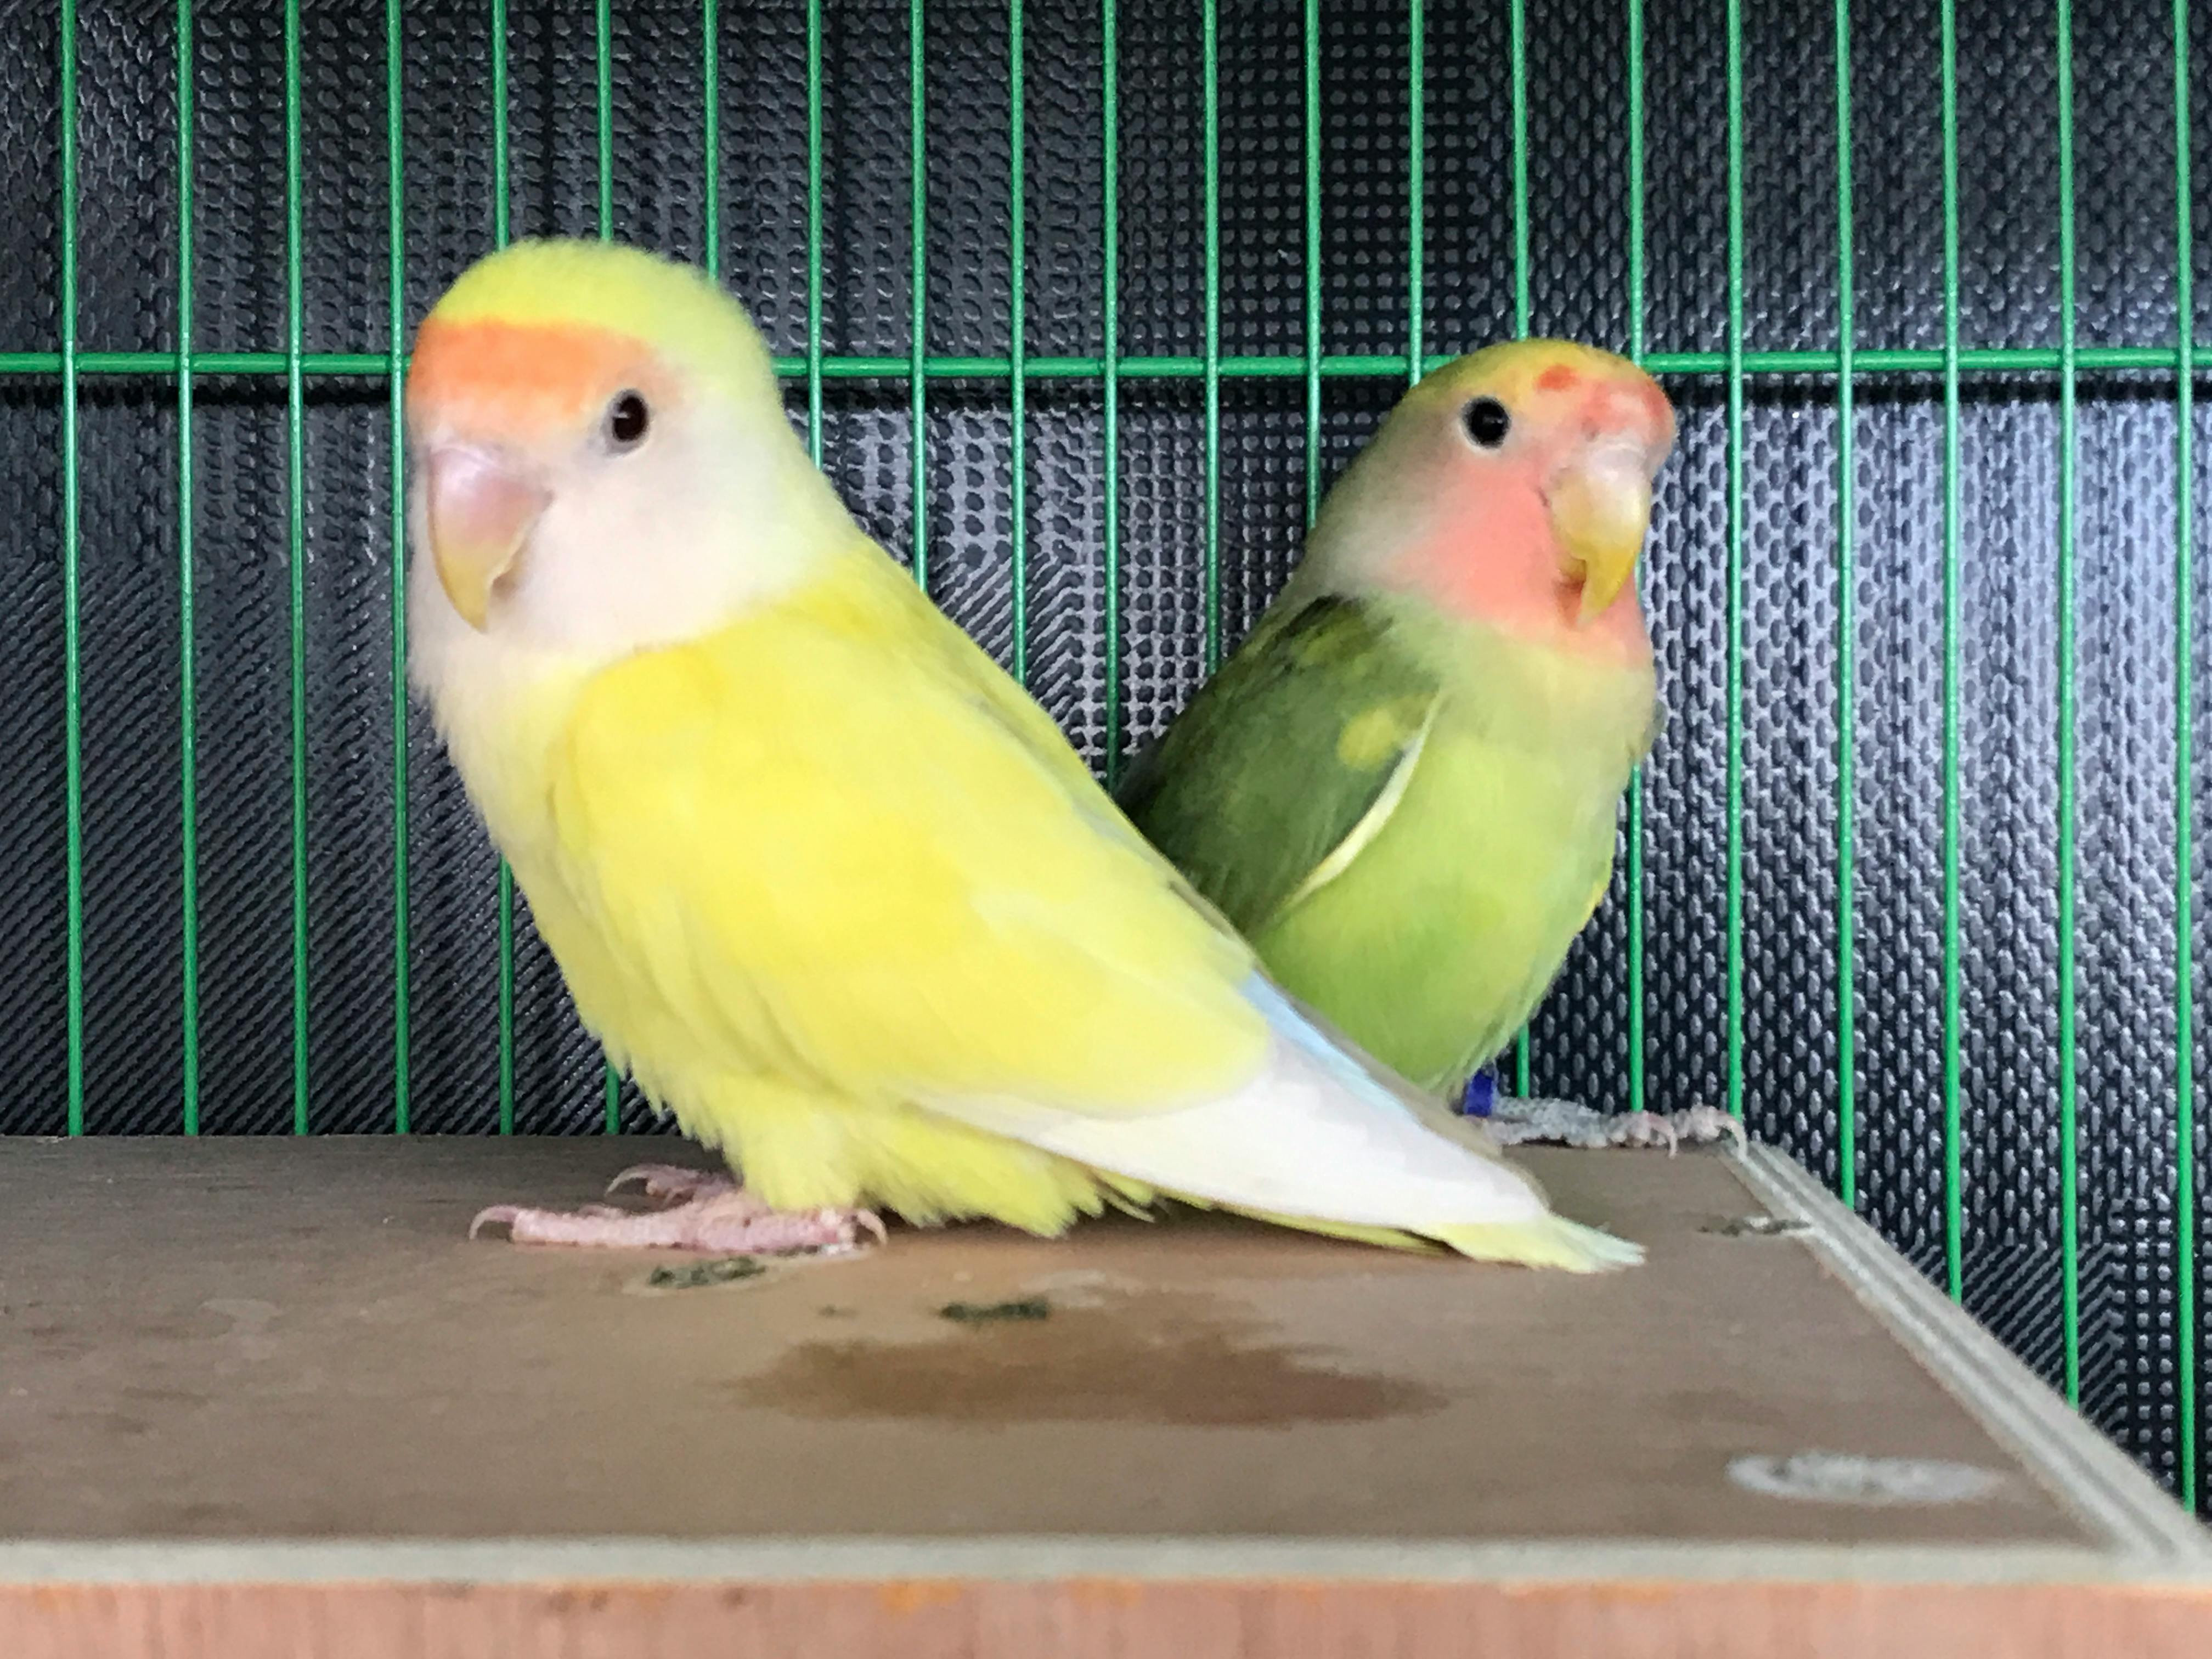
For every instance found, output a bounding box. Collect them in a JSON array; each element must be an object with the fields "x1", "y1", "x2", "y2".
[
  {"x1": 7, "y1": 1578, "x2": 2212, "y2": 1659},
  {"x1": 1, "y1": 1136, "x2": 2205, "y2": 1657}
]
